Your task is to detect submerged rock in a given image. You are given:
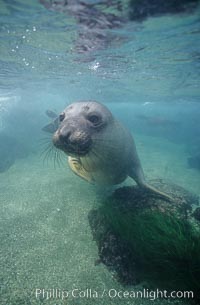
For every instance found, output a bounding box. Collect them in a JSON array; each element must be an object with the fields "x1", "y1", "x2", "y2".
[
  {"x1": 129, "y1": 0, "x2": 199, "y2": 20},
  {"x1": 193, "y1": 207, "x2": 200, "y2": 221},
  {"x1": 0, "y1": 149, "x2": 15, "y2": 173},
  {"x1": 89, "y1": 179, "x2": 200, "y2": 299},
  {"x1": 0, "y1": 133, "x2": 29, "y2": 173},
  {"x1": 89, "y1": 209, "x2": 138, "y2": 285},
  {"x1": 188, "y1": 154, "x2": 200, "y2": 171}
]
